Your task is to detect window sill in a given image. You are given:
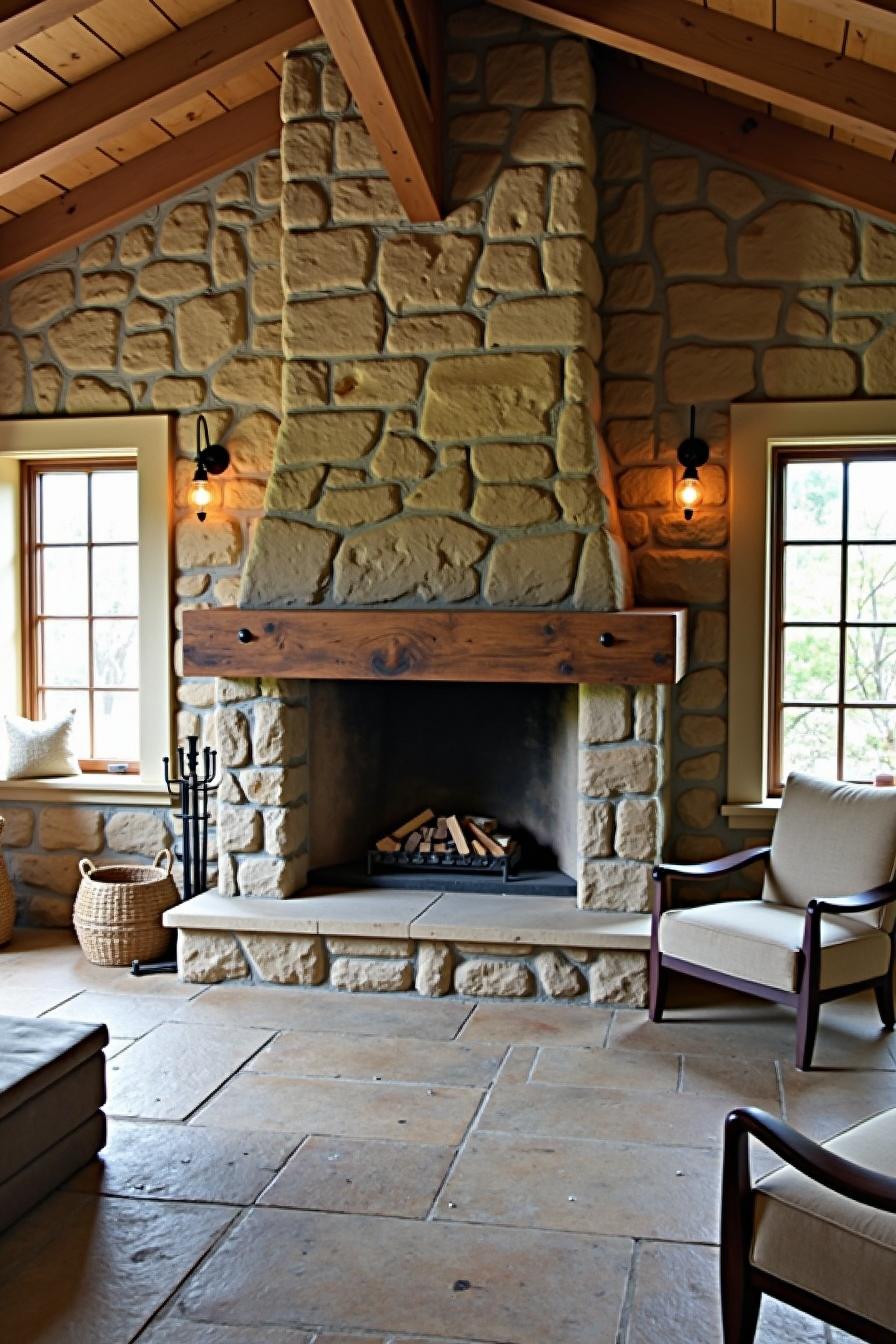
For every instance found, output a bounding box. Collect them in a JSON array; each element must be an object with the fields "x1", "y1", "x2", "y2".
[
  {"x1": 721, "y1": 799, "x2": 782, "y2": 831},
  {"x1": 0, "y1": 776, "x2": 172, "y2": 806}
]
